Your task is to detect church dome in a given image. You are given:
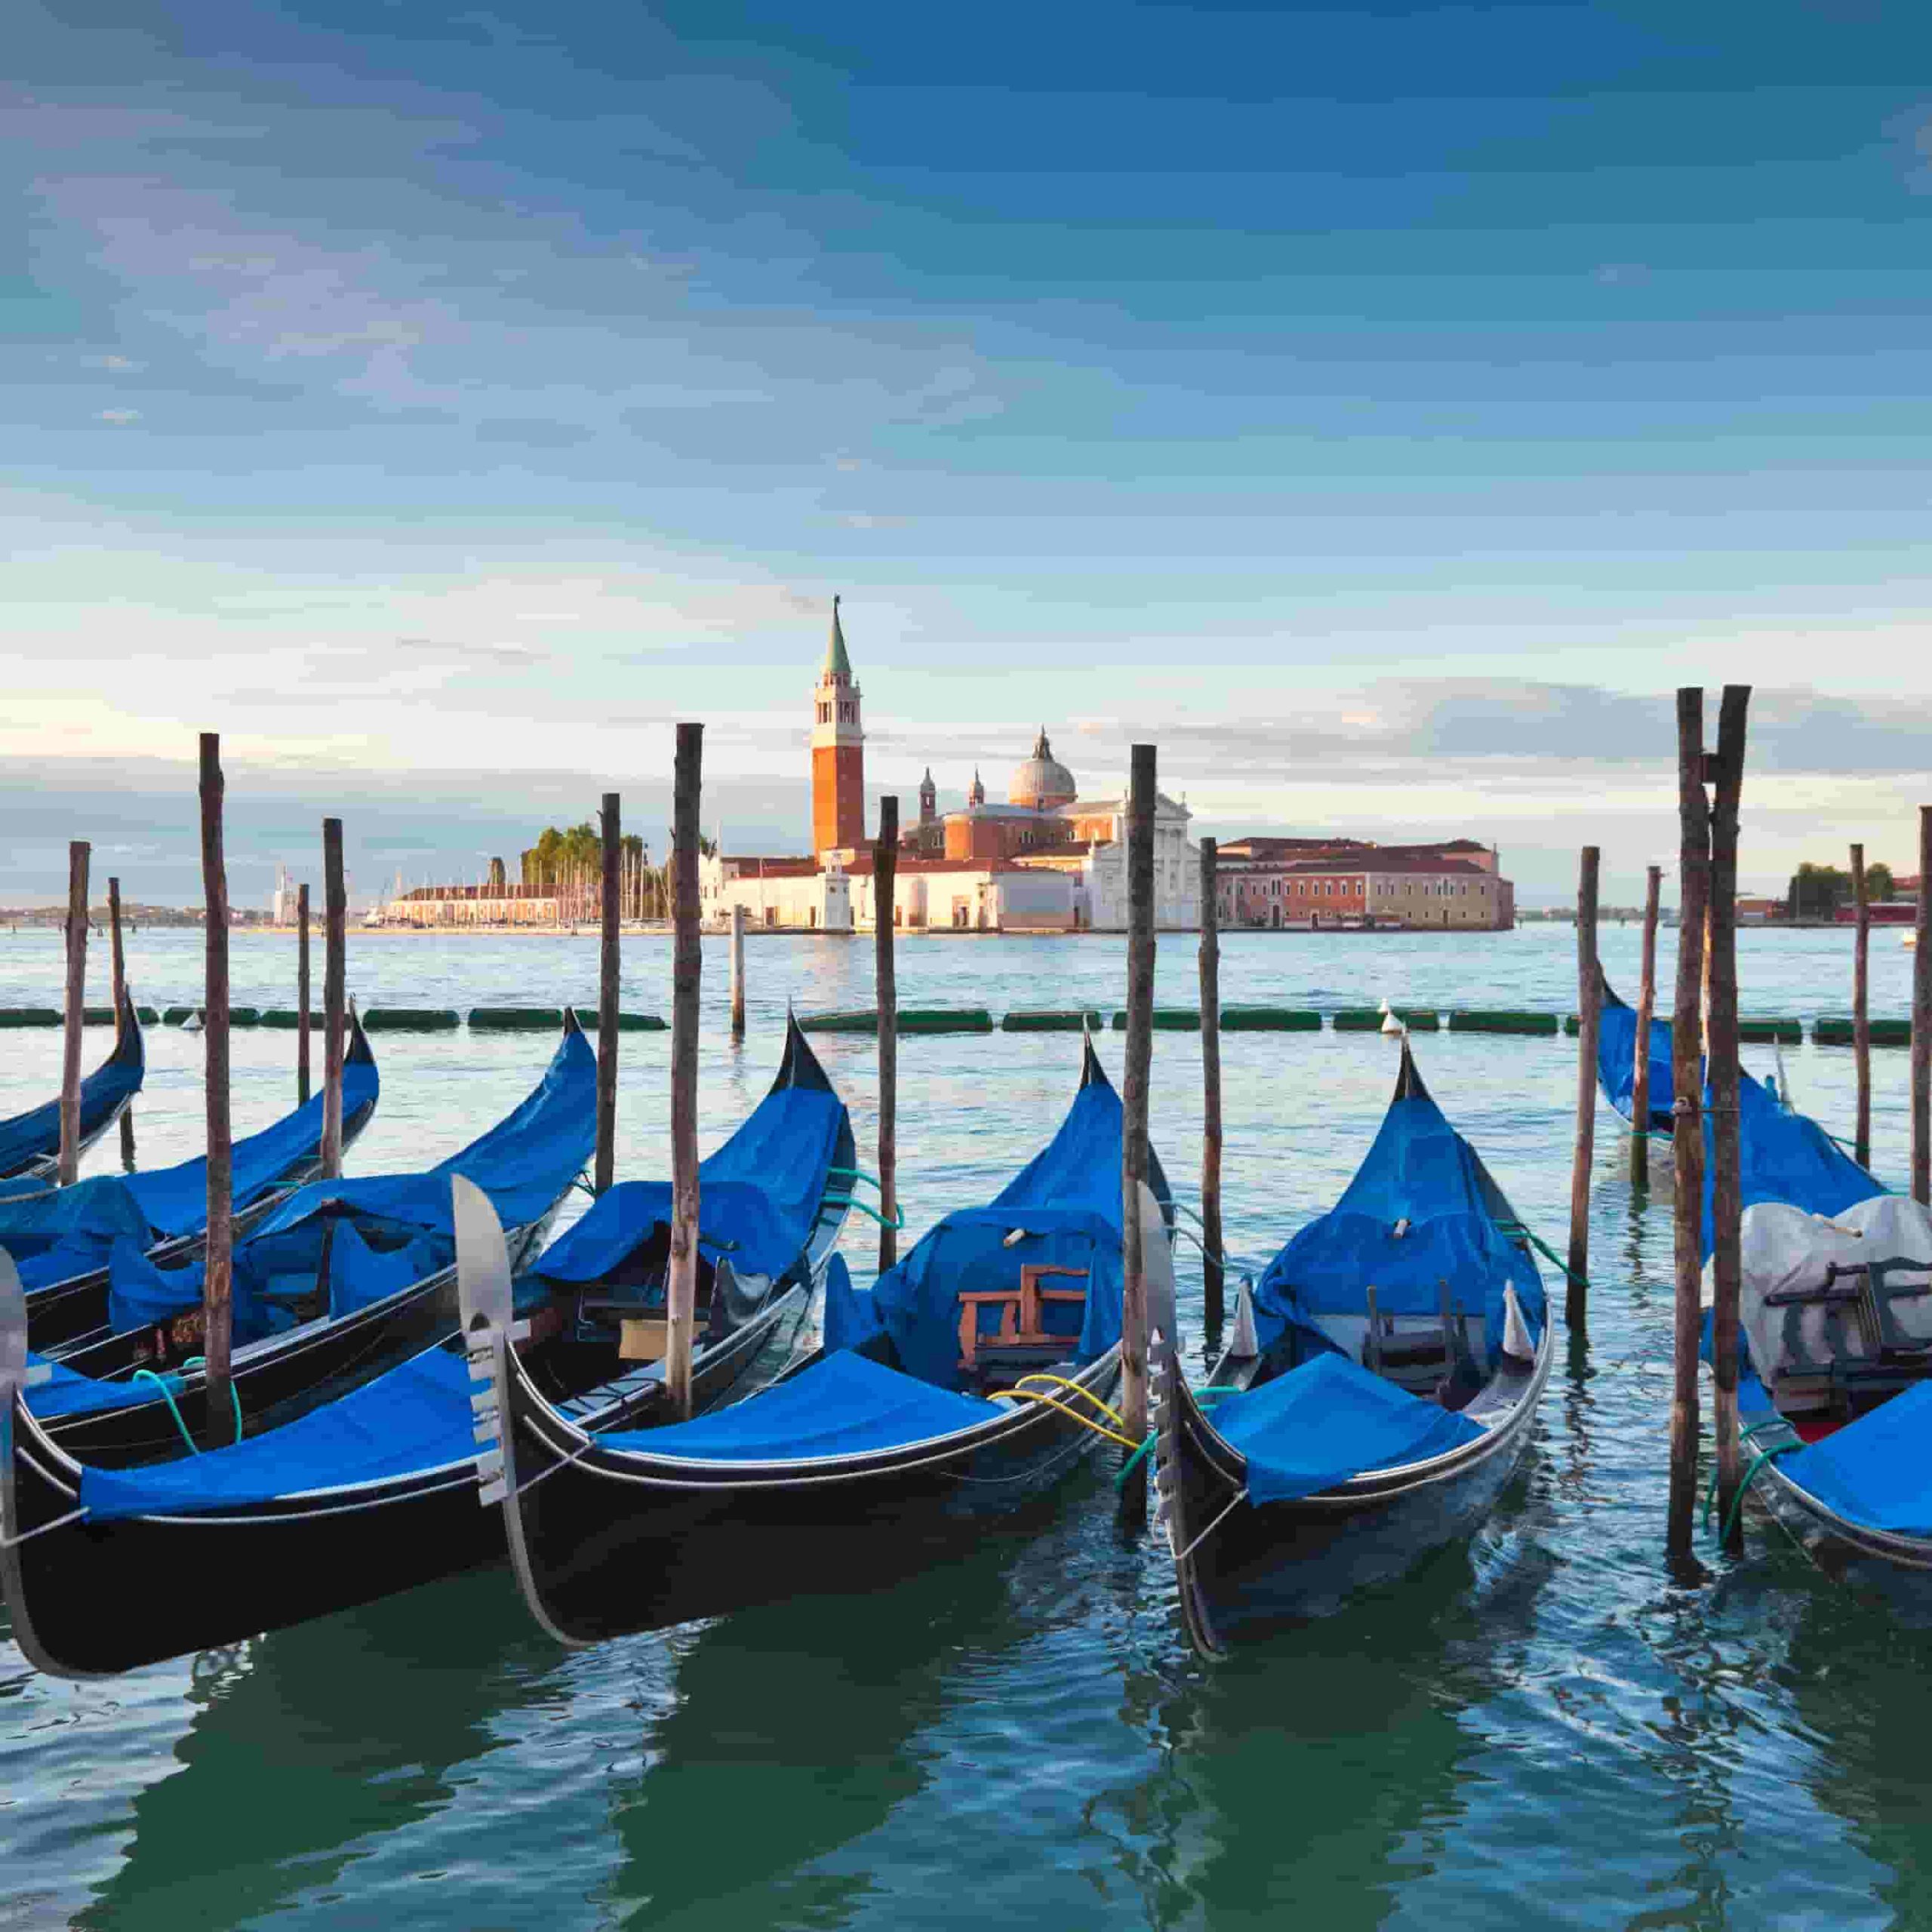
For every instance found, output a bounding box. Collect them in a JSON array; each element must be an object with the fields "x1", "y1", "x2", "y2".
[{"x1": 1008, "y1": 728, "x2": 1077, "y2": 810}]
